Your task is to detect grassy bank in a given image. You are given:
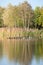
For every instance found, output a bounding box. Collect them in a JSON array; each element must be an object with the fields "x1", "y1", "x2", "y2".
[
  {"x1": 23, "y1": 29, "x2": 43, "y2": 38},
  {"x1": 0, "y1": 28, "x2": 43, "y2": 39}
]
